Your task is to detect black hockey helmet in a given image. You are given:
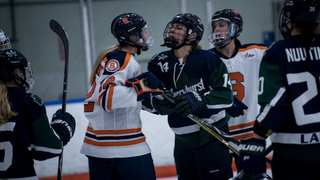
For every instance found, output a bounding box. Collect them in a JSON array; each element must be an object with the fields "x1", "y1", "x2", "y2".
[
  {"x1": 279, "y1": 0, "x2": 320, "y2": 38},
  {"x1": 208, "y1": 9, "x2": 243, "y2": 47},
  {"x1": 162, "y1": 13, "x2": 204, "y2": 49},
  {"x1": 0, "y1": 29, "x2": 11, "y2": 50},
  {"x1": 0, "y1": 49, "x2": 34, "y2": 92},
  {"x1": 111, "y1": 13, "x2": 153, "y2": 54}
]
